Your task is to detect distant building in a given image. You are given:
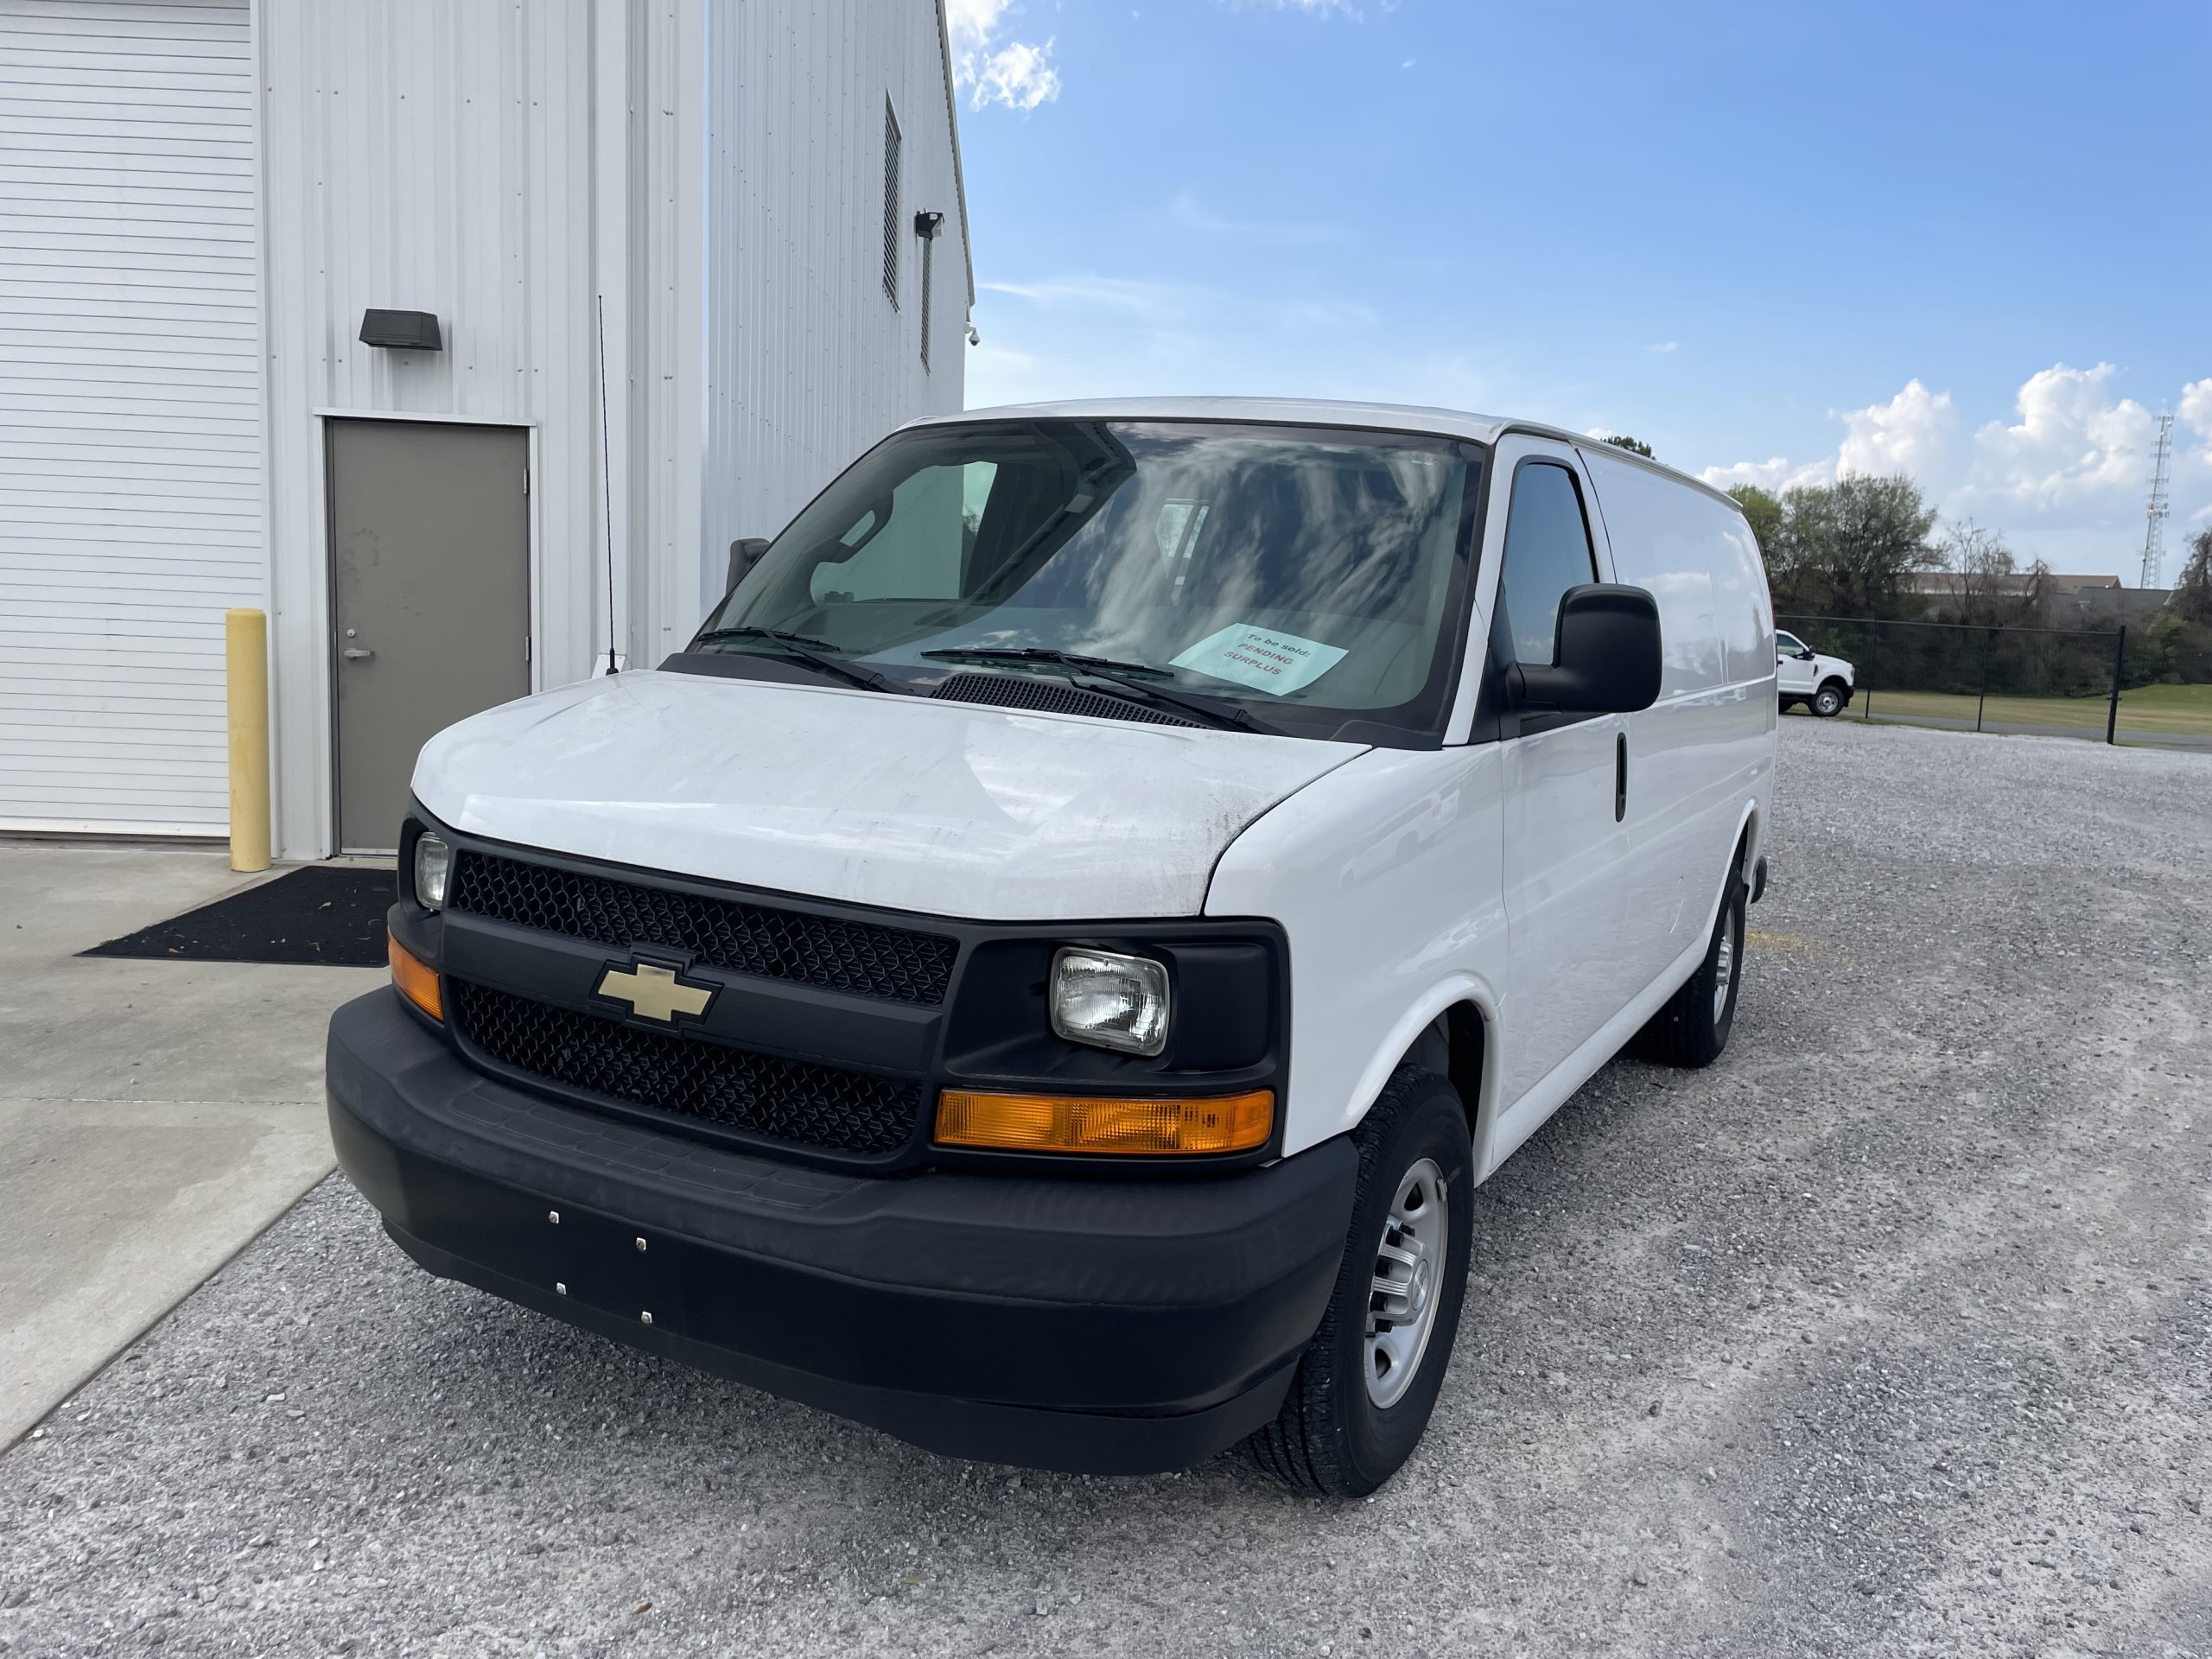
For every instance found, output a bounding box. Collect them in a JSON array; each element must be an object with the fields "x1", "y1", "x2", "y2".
[
  {"x1": 1901, "y1": 571, "x2": 2126, "y2": 600},
  {"x1": 1903, "y1": 570, "x2": 2174, "y2": 626},
  {"x1": 0, "y1": 1, "x2": 971, "y2": 856}
]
